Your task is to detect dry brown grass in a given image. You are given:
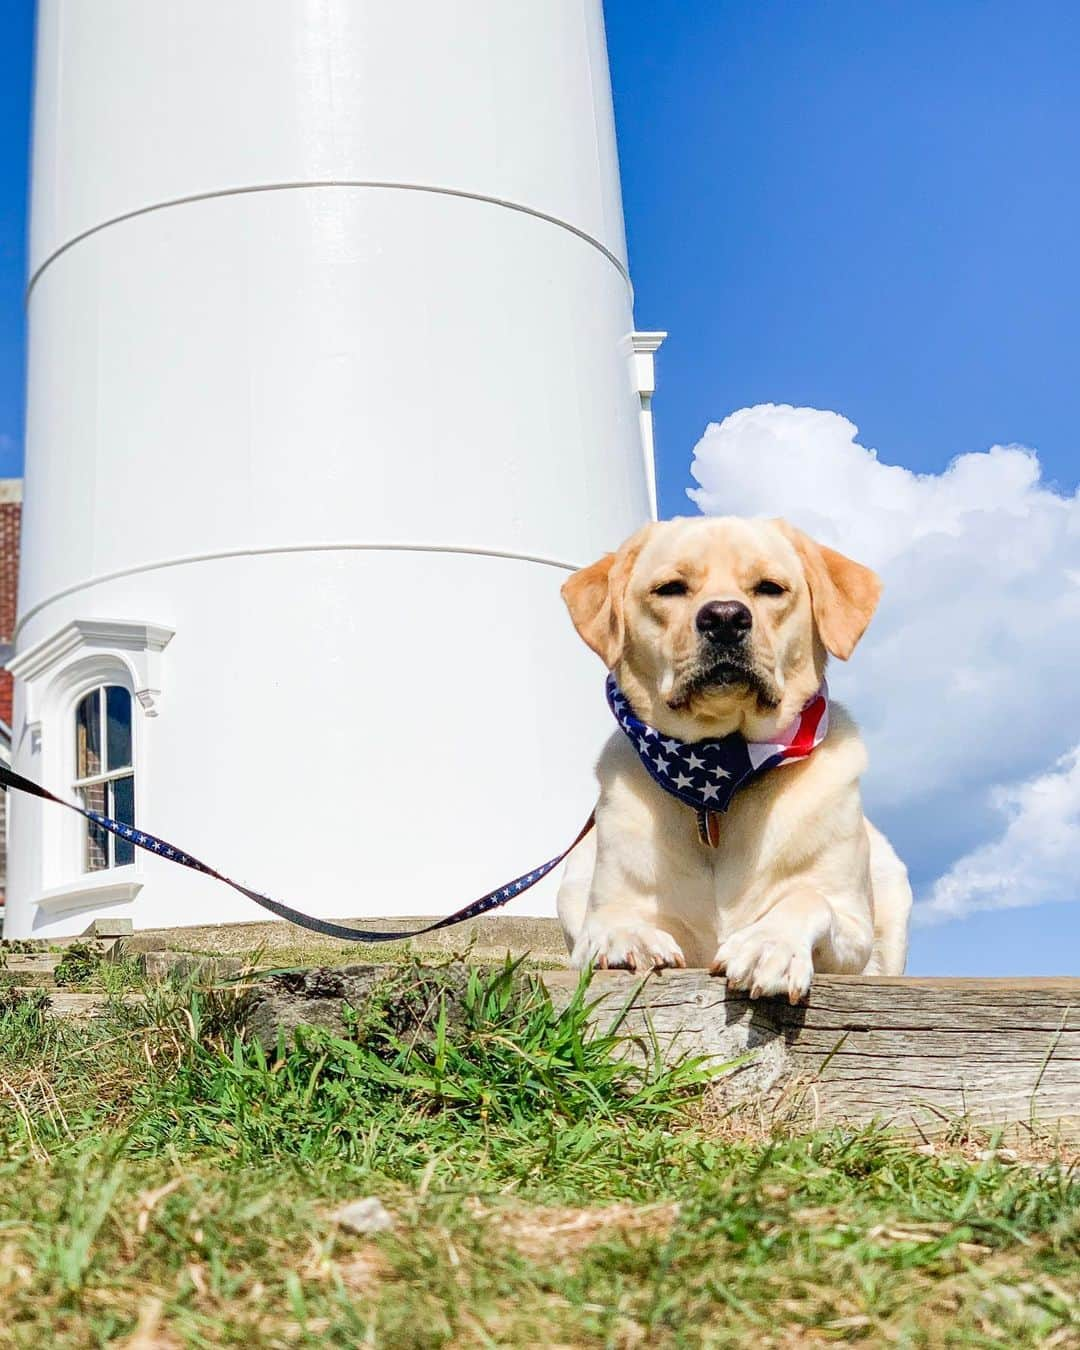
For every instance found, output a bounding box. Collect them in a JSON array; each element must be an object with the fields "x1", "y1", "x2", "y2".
[{"x1": 467, "y1": 1199, "x2": 682, "y2": 1262}]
